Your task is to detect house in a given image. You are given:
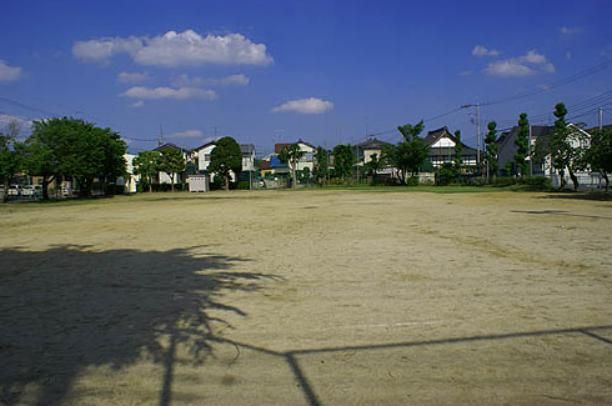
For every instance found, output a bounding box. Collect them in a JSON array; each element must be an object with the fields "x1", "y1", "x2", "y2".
[
  {"x1": 497, "y1": 123, "x2": 602, "y2": 189},
  {"x1": 424, "y1": 127, "x2": 478, "y2": 170},
  {"x1": 356, "y1": 137, "x2": 391, "y2": 164},
  {"x1": 154, "y1": 143, "x2": 190, "y2": 186},
  {"x1": 274, "y1": 139, "x2": 316, "y2": 172},
  {"x1": 191, "y1": 140, "x2": 256, "y2": 182},
  {"x1": 240, "y1": 144, "x2": 256, "y2": 172},
  {"x1": 496, "y1": 125, "x2": 554, "y2": 176},
  {"x1": 116, "y1": 153, "x2": 140, "y2": 193}
]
